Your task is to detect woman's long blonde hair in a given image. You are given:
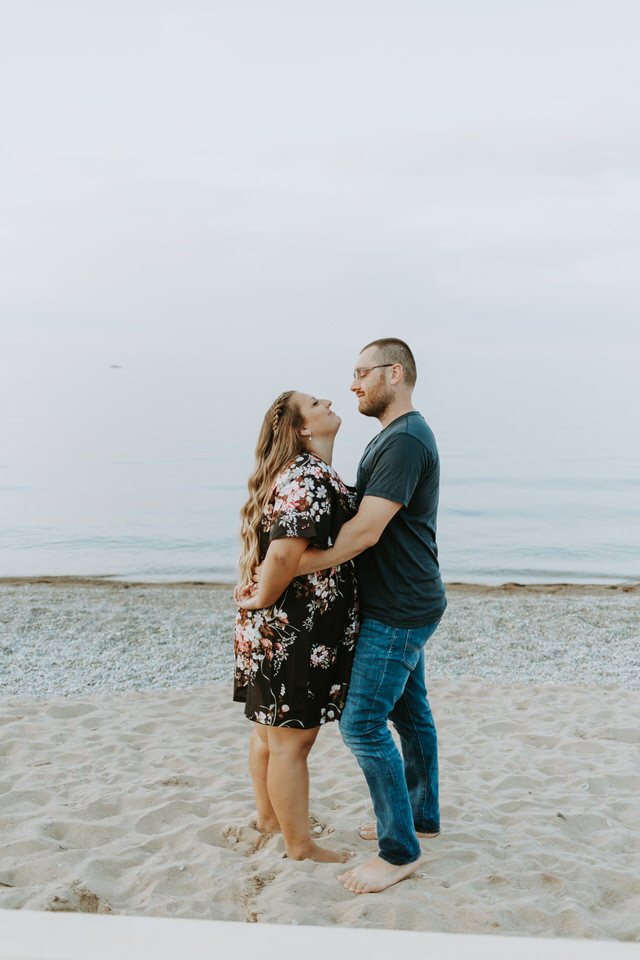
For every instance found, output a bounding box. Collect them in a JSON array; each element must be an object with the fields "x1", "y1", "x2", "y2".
[{"x1": 237, "y1": 391, "x2": 306, "y2": 586}]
